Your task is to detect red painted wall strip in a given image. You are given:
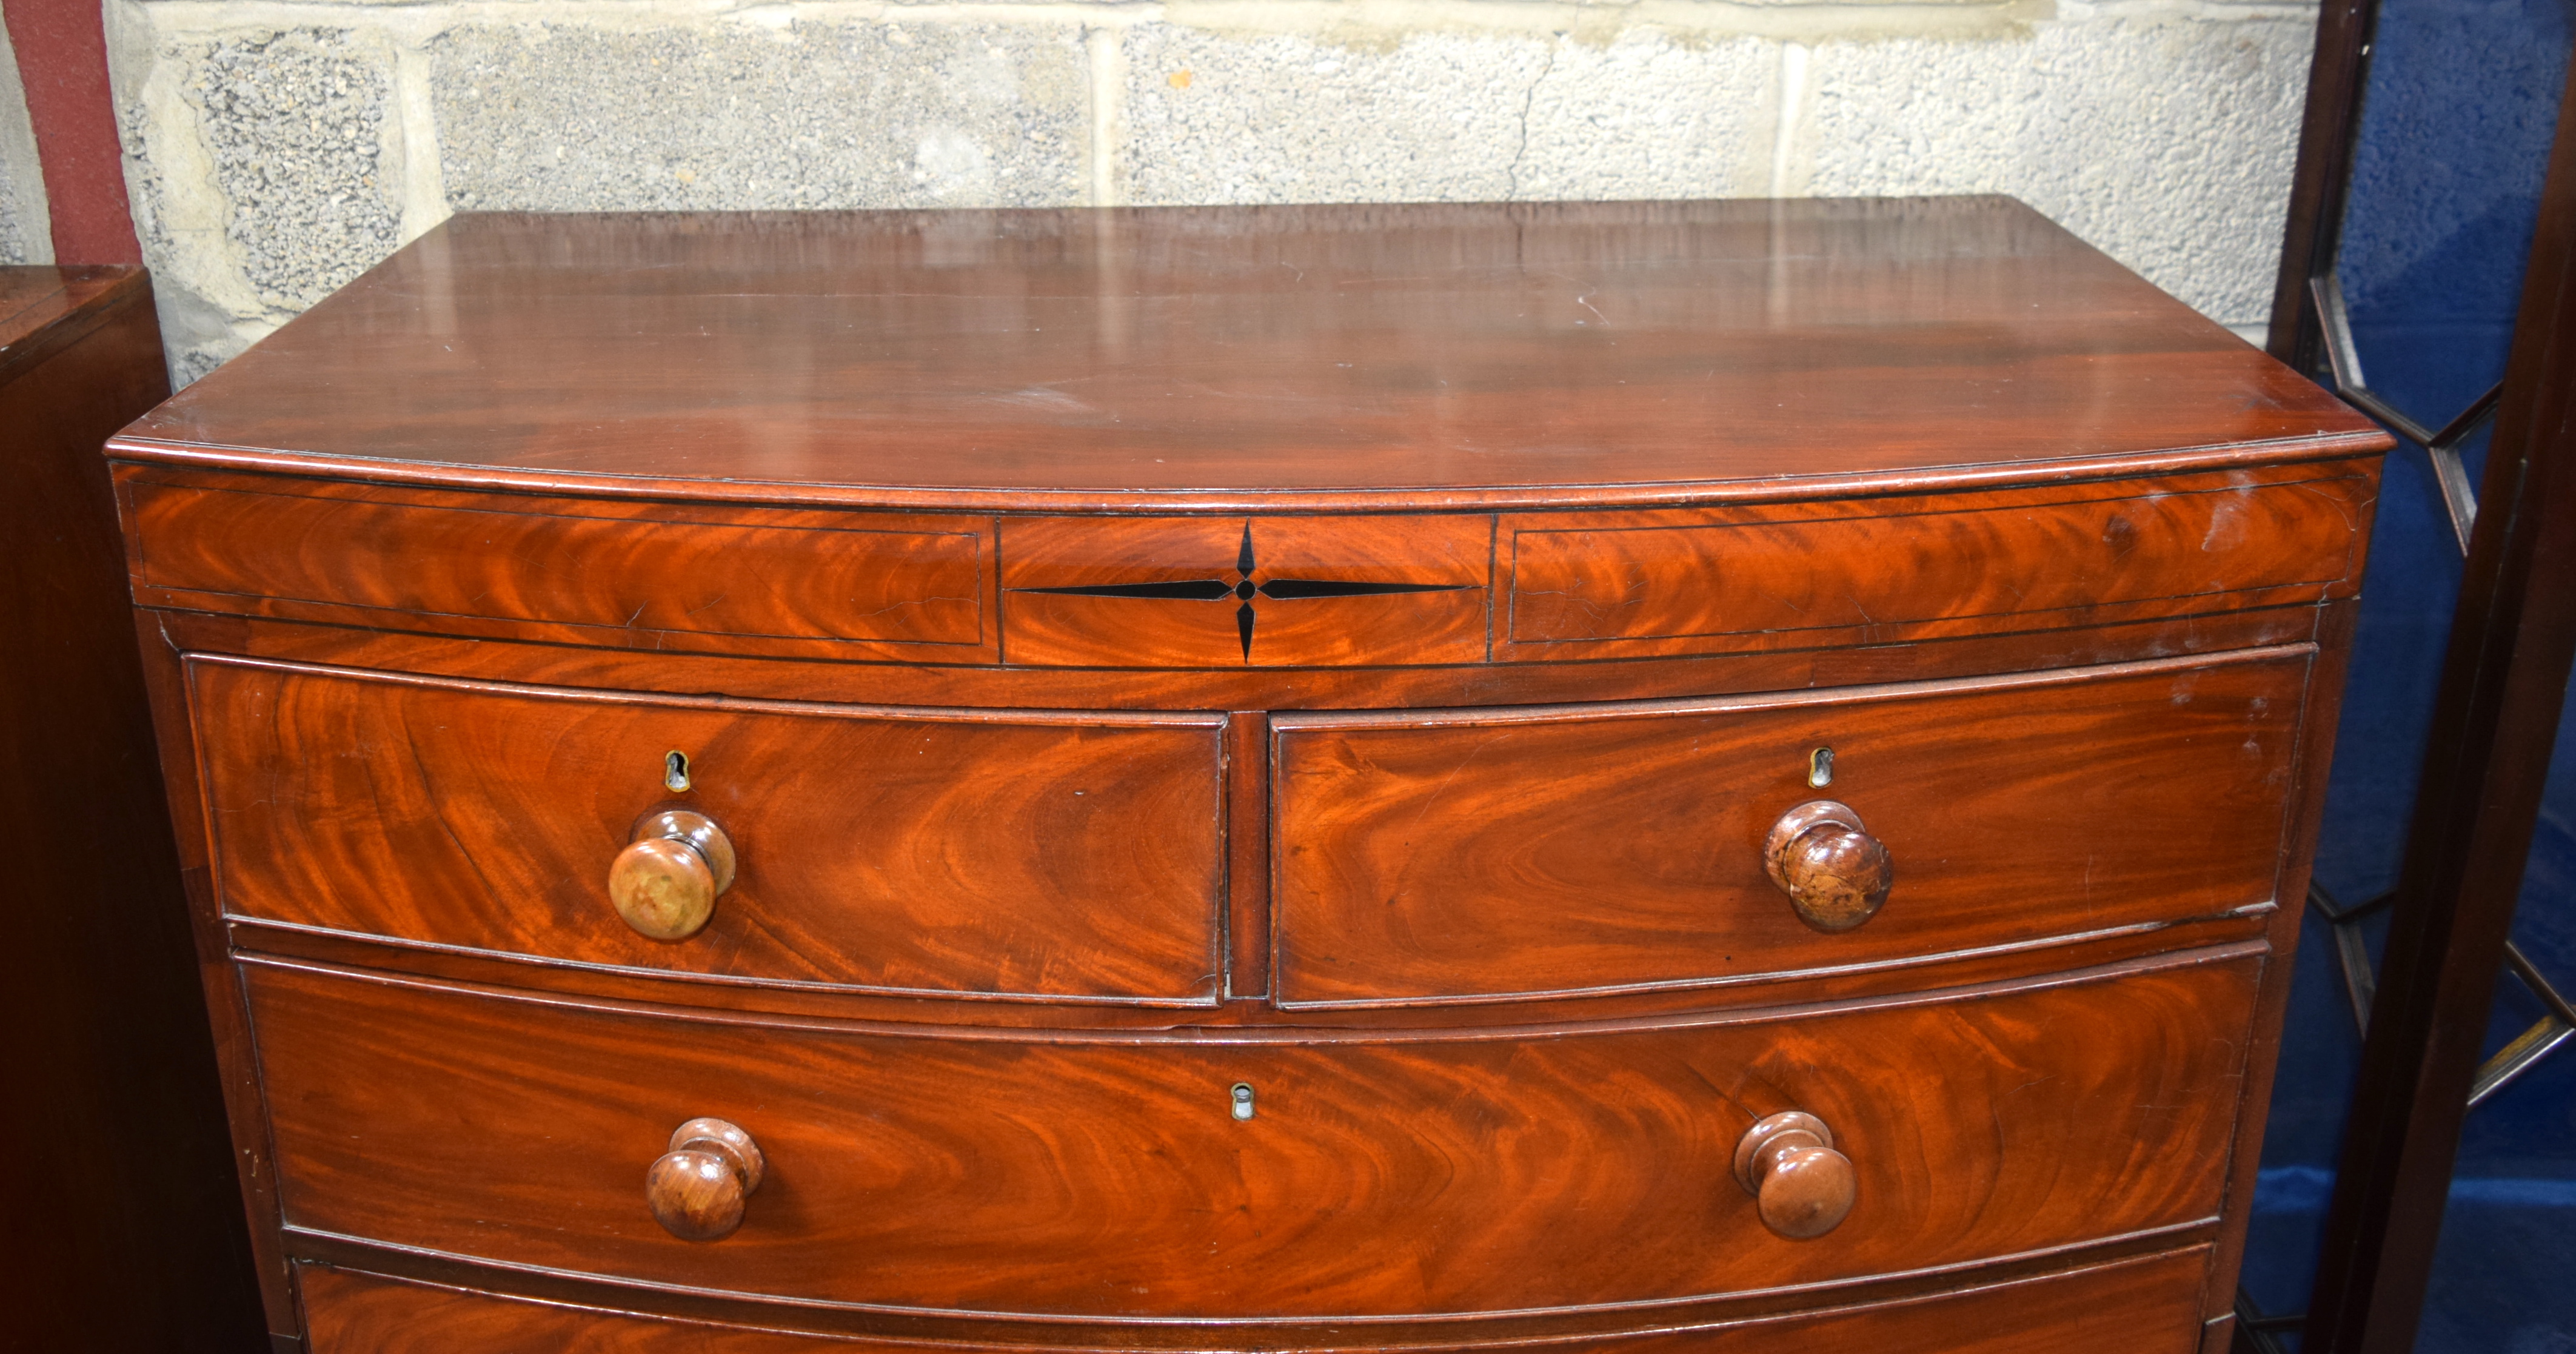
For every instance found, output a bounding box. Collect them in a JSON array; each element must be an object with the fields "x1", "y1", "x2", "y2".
[{"x1": 7, "y1": 0, "x2": 142, "y2": 264}]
